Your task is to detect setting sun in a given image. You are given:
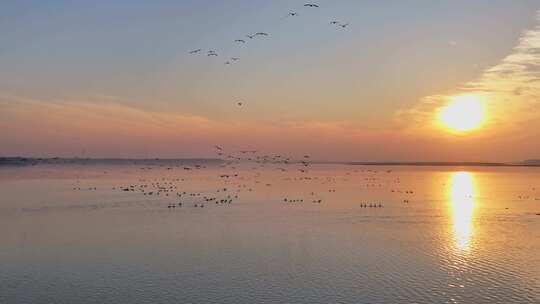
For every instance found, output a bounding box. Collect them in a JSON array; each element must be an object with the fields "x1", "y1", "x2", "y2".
[{"x1": 438, "y1": 95, "x2": 485, "y2": 133}]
